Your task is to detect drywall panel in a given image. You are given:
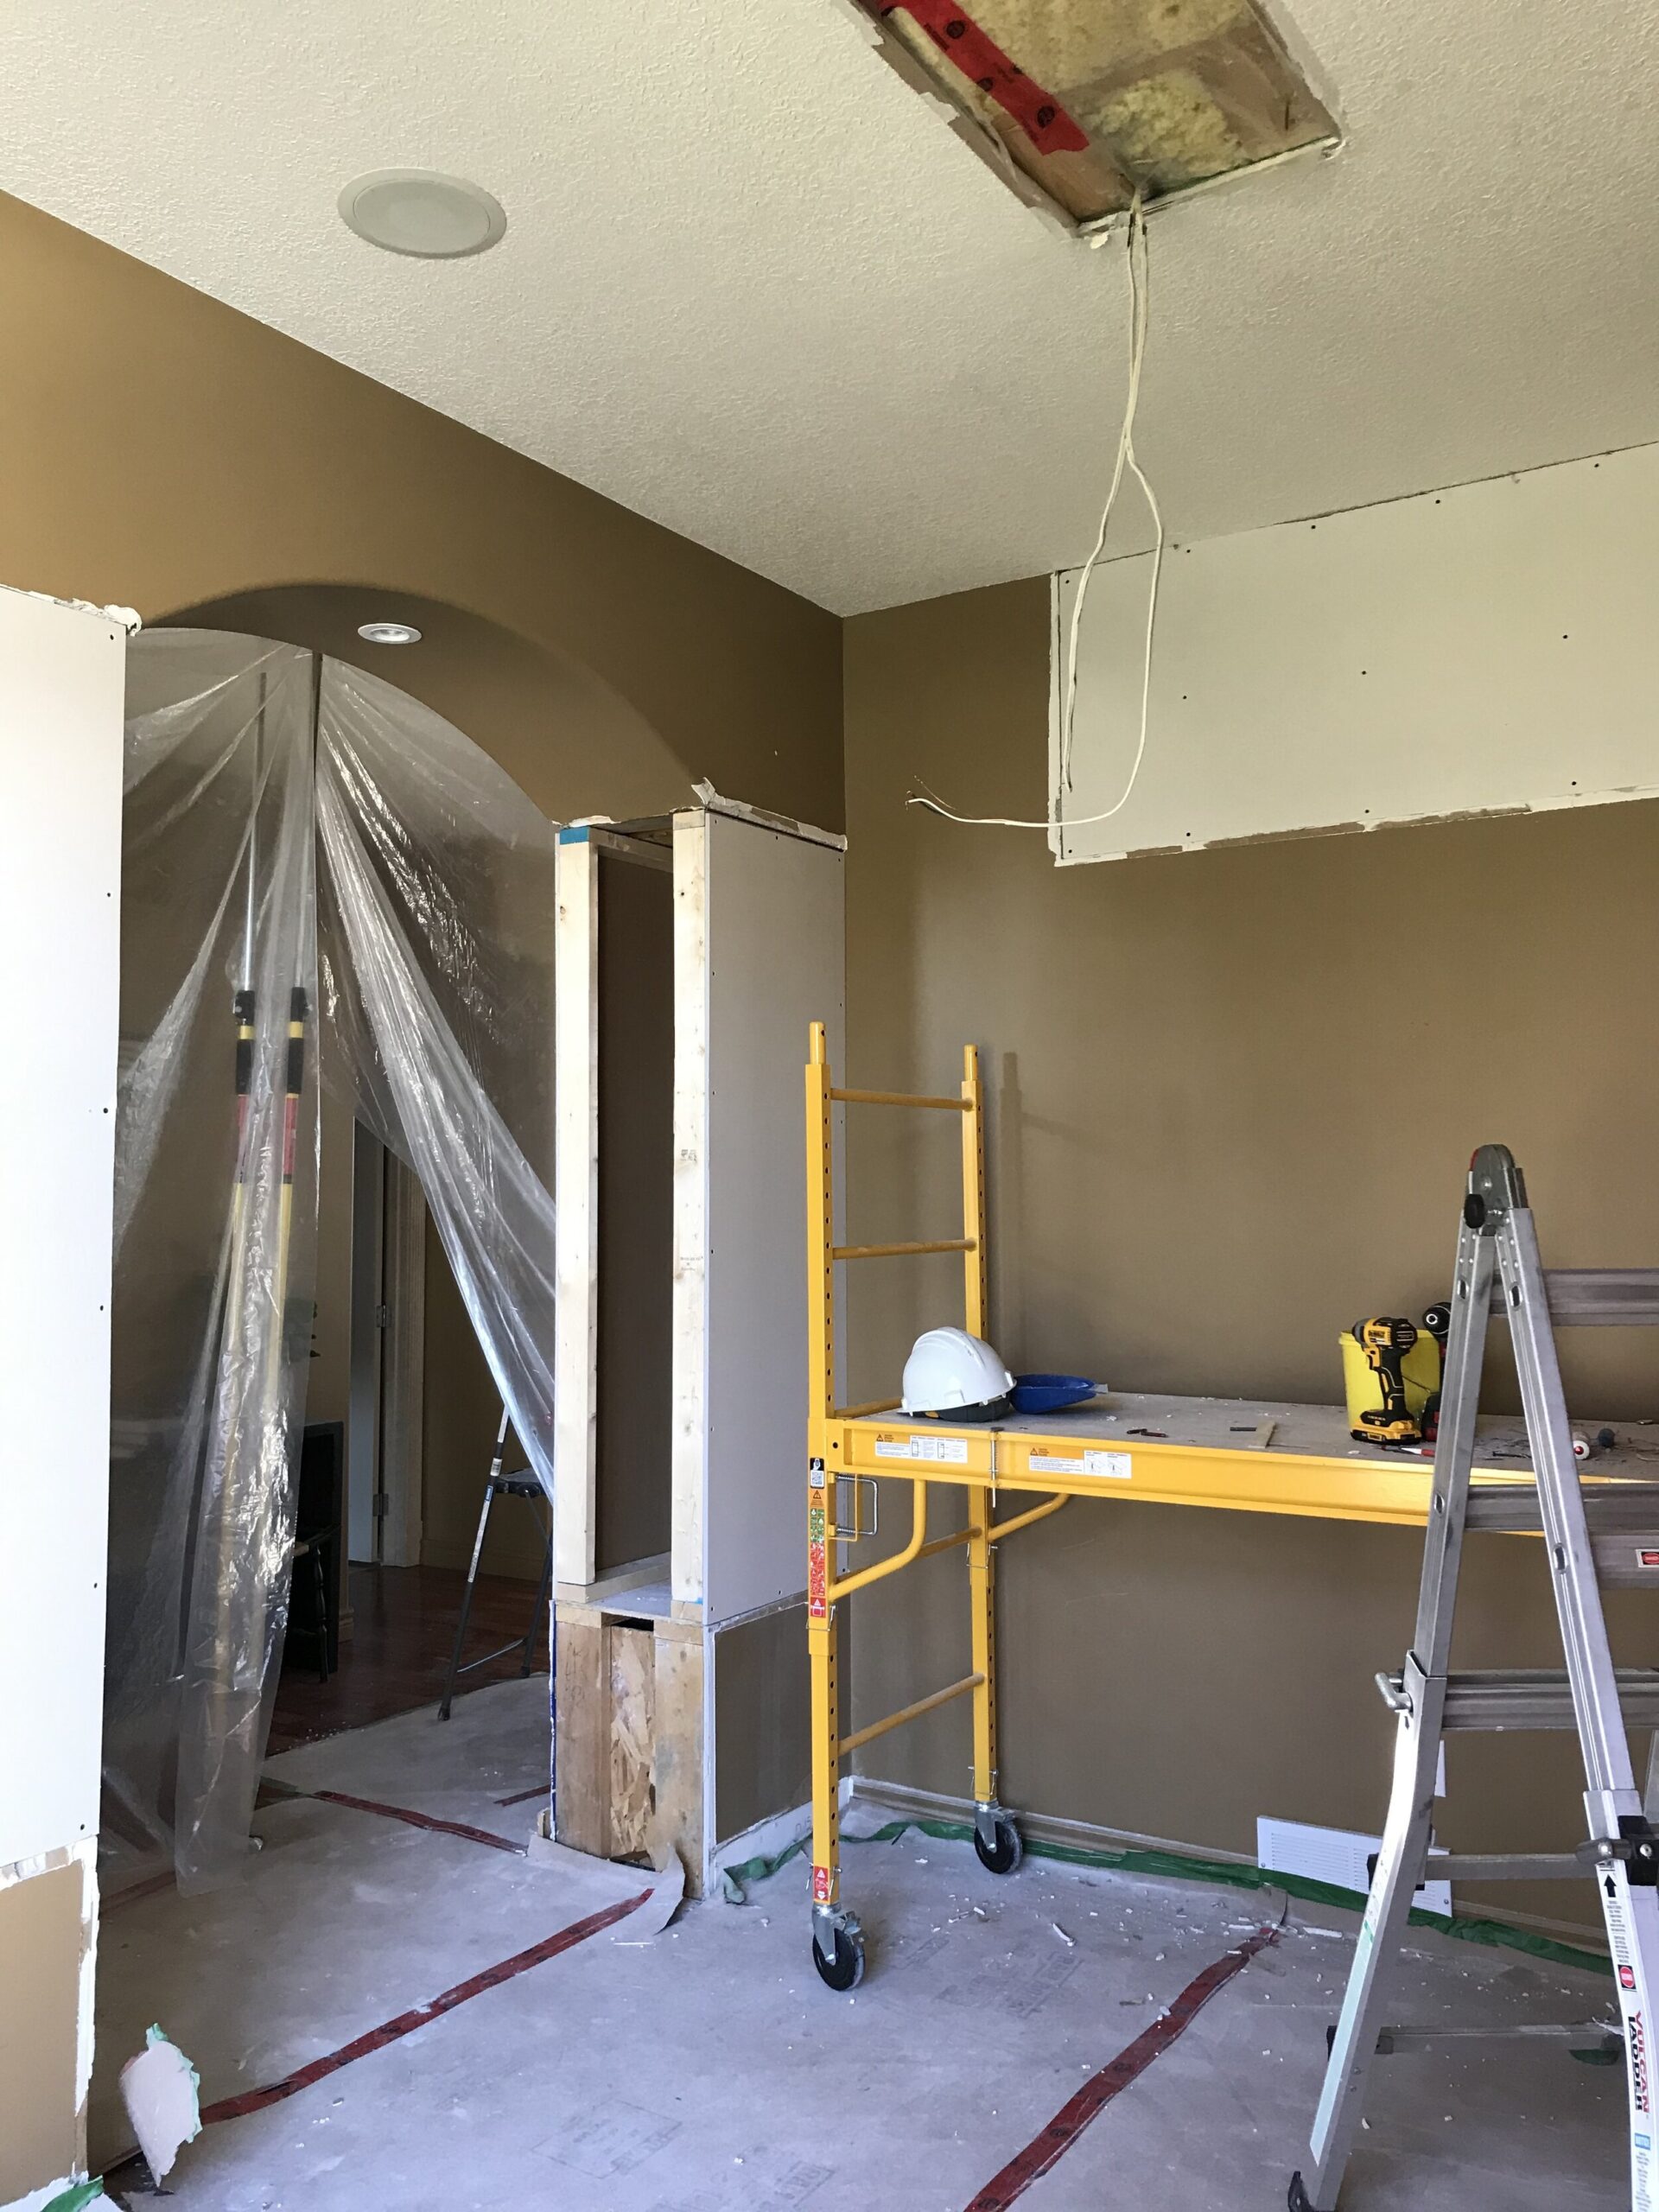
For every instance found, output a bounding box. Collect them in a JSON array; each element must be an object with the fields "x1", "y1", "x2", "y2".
[
  {"x1": 702, "y1": 814, "x2": 846, "y2": 1625},
  {"x1": 713, "y1": 1601, "x2": 811, "y2": 1845},
  {"x1": 1052, "y1": 444, "x2": 1659, "y2": 866},
  {"x1": 670, "y1": 814, "x2": 710, "y2": 1610},
  {"x1": 595, "y1": 848, "x2": 674, "y2": 1574},
  {"x1": 553, "y1": 833, "x2": 600, "y2": 1586},
  {"x1": 0, "y1": 588, "x2": 124, "y2": 1870}
]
